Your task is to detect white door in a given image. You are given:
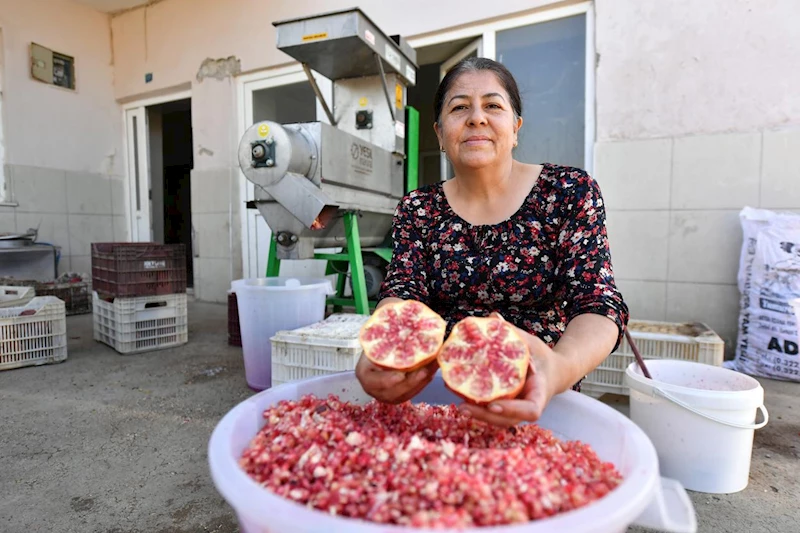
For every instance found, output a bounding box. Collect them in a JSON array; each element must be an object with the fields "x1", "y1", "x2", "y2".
[
  {"x1": 239, "y1": 68, "x2": 332, "y2": 279},
  {"x1": 123, "y1": 91, "x2": 192, "y2": 244},
  {"x1": 438, "y1": 37, "x2": 483, "y2": 181},
  {"x1": 124, "y1": 107, "x2": 152, "y2": 242}
]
